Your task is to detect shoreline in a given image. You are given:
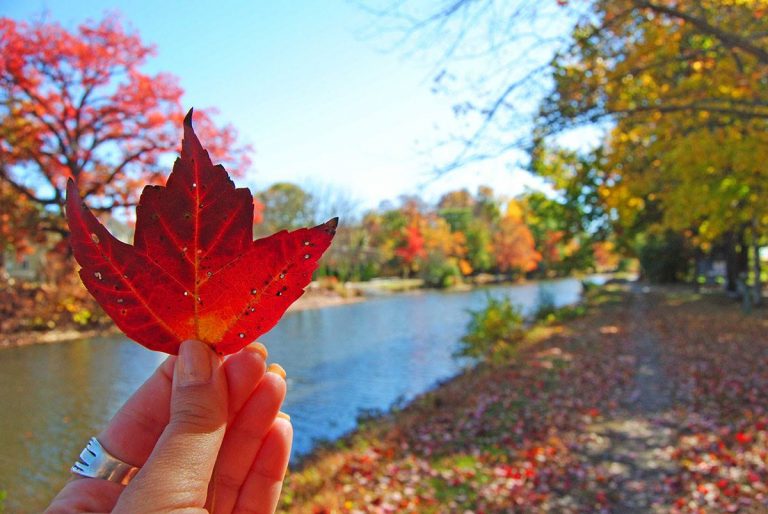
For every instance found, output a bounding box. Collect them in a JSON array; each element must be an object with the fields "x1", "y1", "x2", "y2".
[
  {"x1": 0, "y1": 290, "x2": 365, "y2": 350},
  {"x1": 0, "y1": 274, "x2": 615, "y2": 350}
]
